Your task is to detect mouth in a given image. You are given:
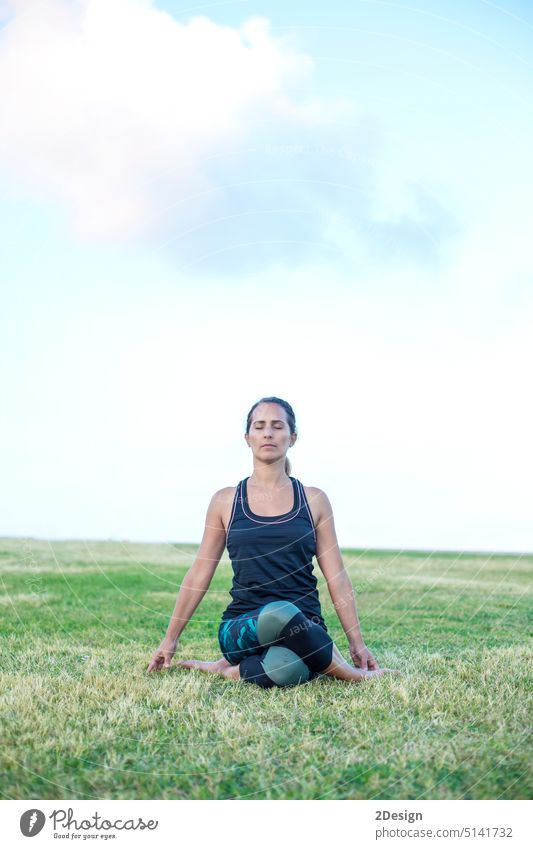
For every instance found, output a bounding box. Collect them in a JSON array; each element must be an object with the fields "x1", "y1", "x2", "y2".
[{"x1": 262, "y1": 445, "x2": 276, "y2": 448}]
